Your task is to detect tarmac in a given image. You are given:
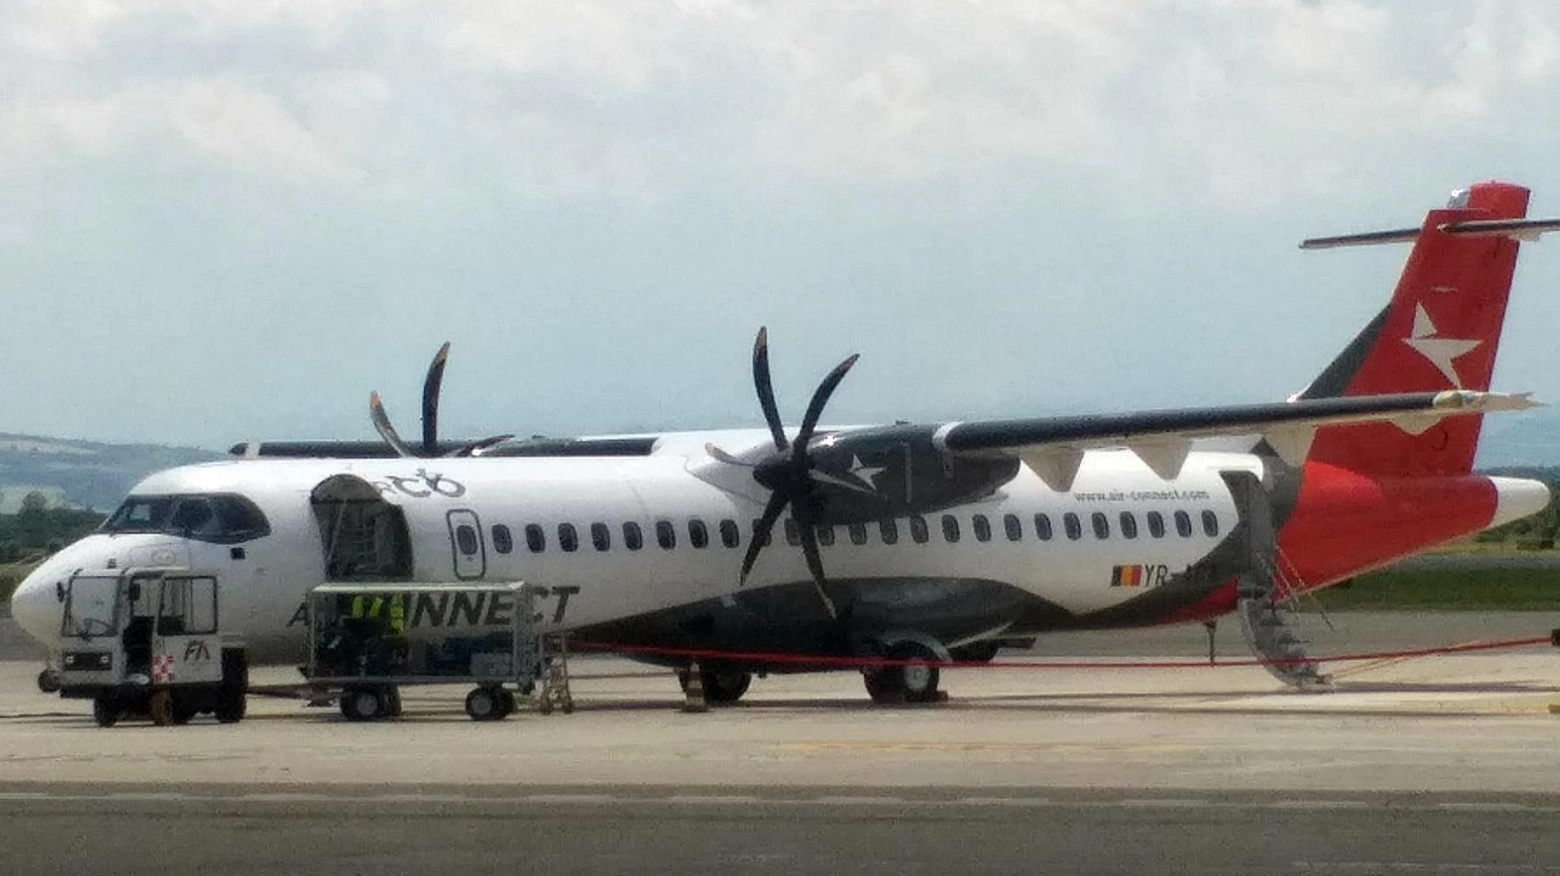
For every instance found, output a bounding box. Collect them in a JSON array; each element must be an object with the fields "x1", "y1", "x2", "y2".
[{"x1": 2, "y1": 610, "x2": 1559, "y2": 874}]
